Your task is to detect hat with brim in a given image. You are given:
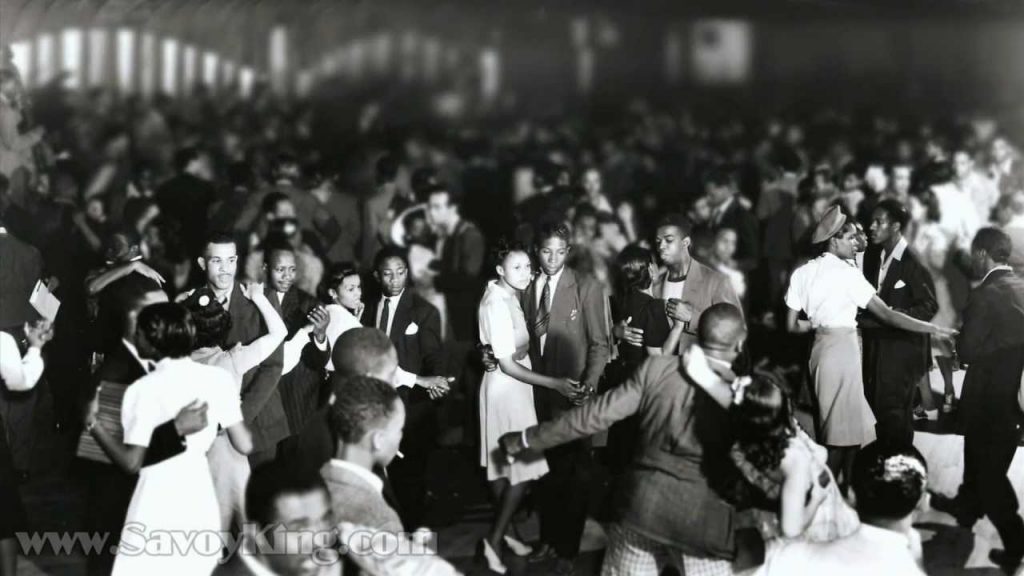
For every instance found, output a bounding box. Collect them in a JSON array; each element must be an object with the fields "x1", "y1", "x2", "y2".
[{"x1": 811, "y1": 205, "x2": 846, "y2": 244}]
